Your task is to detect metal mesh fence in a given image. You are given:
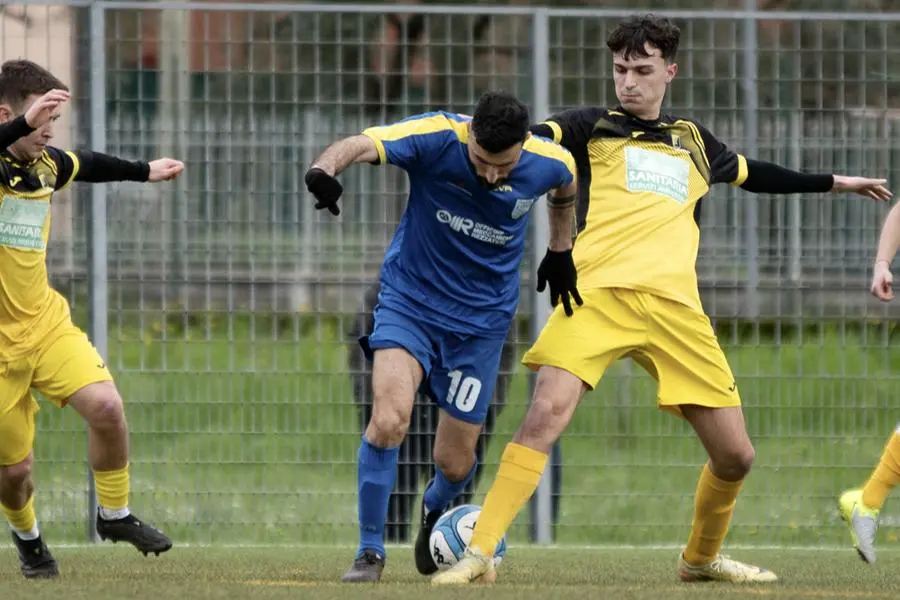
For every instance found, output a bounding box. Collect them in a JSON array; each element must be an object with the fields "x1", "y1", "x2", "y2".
[{"x1": 3, "y1": 1, "x2": 900, "y2": 546}]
